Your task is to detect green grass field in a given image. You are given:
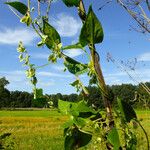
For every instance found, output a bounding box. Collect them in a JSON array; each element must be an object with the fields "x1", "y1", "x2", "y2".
[
  {"x1": 0, "y1": 110, "x2": 67, "y2": 150},
  {"x1": 0, "y1": 110, "x2": 150, "y2": 150}
]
